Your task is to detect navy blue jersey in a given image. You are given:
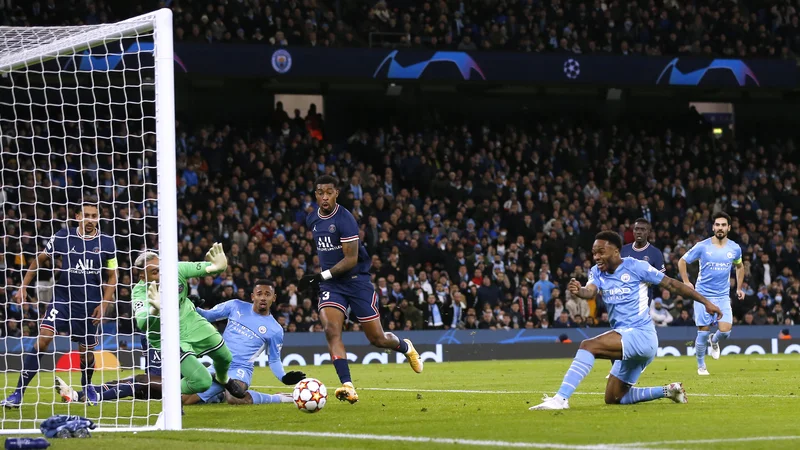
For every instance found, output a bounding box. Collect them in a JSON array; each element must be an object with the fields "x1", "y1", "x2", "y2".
[
  {"x1": 45, "y1": 227, "x2": 117, "y2": 313},
  {"x1": 621, "y1": 243, "x2": 665, "y2": 273},
  {"x1": 306, "y1": 204, "x2": 371, "y2": 290}
]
